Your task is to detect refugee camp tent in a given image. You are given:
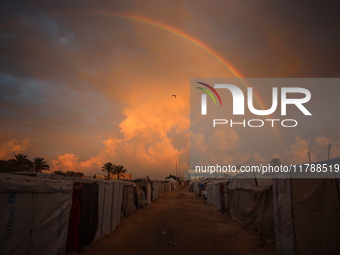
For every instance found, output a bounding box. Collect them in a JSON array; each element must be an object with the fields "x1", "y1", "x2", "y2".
[
  {"x1": 122, "y1": 181, "x2": 137, "y2": 216},
  {"x1": 95, "y1": 180, "x2": 124, "y2": 240},
  {"x1": 212, "y1": 179, "x2": 229, "y2": 212},
  {"x1": 150, "y1": 181, "x2": 160, "y2": 201},
  {"x1": 273, "y1": 158, "x2": 340, "y2": 255},
  {"x1": 227, "y1": 174, "x2": 274, "y2": 242},
  {"x1": 167, "y1": 177, "x2": 177, "y2": 190},
  {"x1": 134, "y1": 182, "x2": 147, "y2": 207},
  {"x1": 206, "y1": 182, "x2": 213, "y2": 205},
  {"x1": 159, "y1": 181, "x2": 165, "y2": 196},
  {"x1": 146, "y1": 180, "x2": 152, "y2": 203},
  {"x1": 189, "y1": 179, "x2": 206, "y2": 195},
  {"x1": 162, "y1": 180, "x2": 170, "y2": 192},
  {"x1": 132, "y1": 179, "x2": 151, "y2": 204},
  {"x1": 51, "y1": 176, "x2": 124, "y2": 250},
  {"x1": 0, "y1": 173, "x2": 73, "y2": 255}
]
